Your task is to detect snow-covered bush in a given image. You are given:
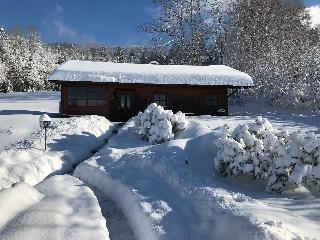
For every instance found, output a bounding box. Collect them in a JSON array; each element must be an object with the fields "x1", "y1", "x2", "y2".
[
  {"x1": 215, "y1": 117, "x2": 272, "y2": 179},
  {"x1": 134, "y1": 103, "x2": 187, "y2": 144},
  {"x1": 215, "y1": 117, "x2": 320, "y2": 193}
]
